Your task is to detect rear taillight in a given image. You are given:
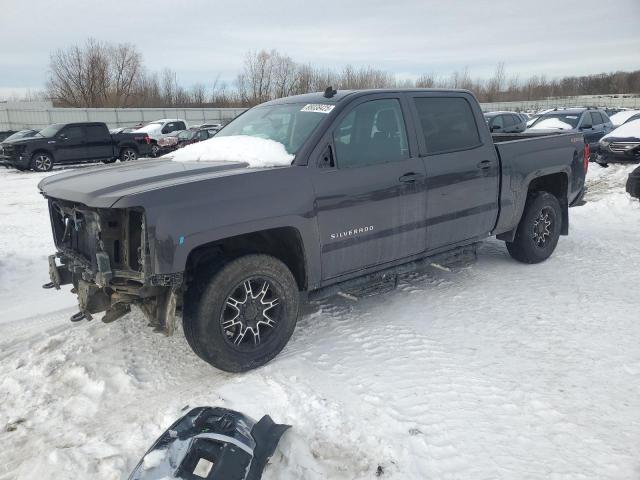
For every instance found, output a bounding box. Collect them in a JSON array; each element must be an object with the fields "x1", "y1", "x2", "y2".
[
  {"x1": 133, "y1": 135, "x2": 151, "y2": 145},
  {"x1": 583, "y1": 143, "x2": 590, "y2": 173}
]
